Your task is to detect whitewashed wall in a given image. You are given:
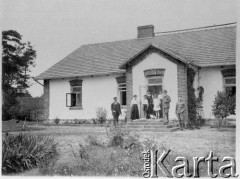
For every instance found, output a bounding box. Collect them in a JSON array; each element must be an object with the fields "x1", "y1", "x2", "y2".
[
  {"x1": 132, "y1": 52, "x2": 178, "y2": 120},
  {"x1": 49, "y1": 74, "x2": 127, "y2": 120},
  {"x1": 198, "y1": 66, "x2": 223, "y2": 118}
]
